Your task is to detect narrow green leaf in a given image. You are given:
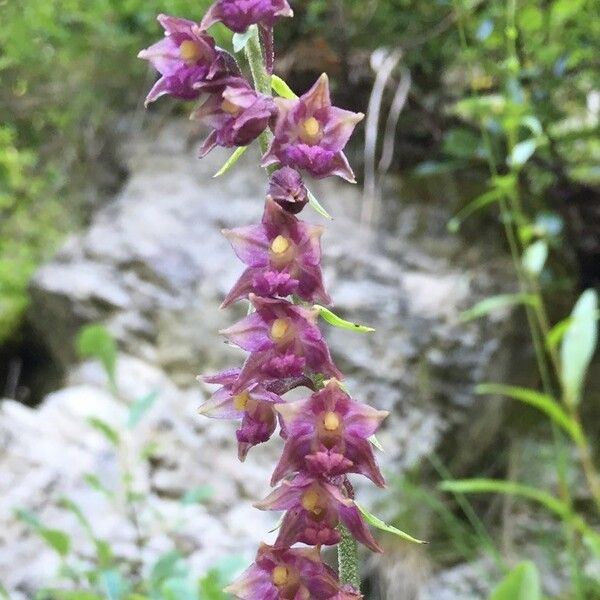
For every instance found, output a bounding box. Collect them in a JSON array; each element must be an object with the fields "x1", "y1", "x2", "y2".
[
  {"x1": 37, "y1": 592, "x2": 104, "y2": 600},
  {"x1": 213, "y1": 146, "x2": 248, "y2": 178},
  {"x1": 180, "y1": 484, "x2": 214, "y2": 505},
  {"x1": 439, "y1": 479, "x2": 569, "y2": 518},
  {"x1": 314, "y1": 305, "x2": 374, "y2": 333},
  {"x1": 83, "y1": 473, "x2": 114, "y2": 499},
  {"x1": 87, "y1": 417, "x2": 120, "y2": 447},
  {"x1": 475, "y1": 383, "x2": 583, "y2": 444},
  {"x1": 232, "y1": 28, "x2": 254, "y2": 53},
  {"x1": 0, "y1": 582, "x2": 9, "y2": 600},
  {"x1": 547, "y1": 310, "x2": 600, "y2": 350},
  {"x1": 271, "y1": 75, "x2": 298, "y2": 99},
  {"x1": 15, "y1": 509, "x2": 71, "y2": 556},
  {"x1": 520, "y1": 116, "x2": 543, "y2": 138},
  {"x1": 369, "y1": 434, "x2": 384, "y2": 452},
  {"x1": 355, "y1": 503, "x2": 427, "y2": 544},
  {"x1": 447, "y1": 189, "x2": 501, "y2": 232},
  {"x1": 460, "y1": 293, "x2": 539, "y2": 322},
  {"x1": 560, "y1": 289, "x2": 599, "y2": 405},
  {"x1": 59, "y1": 497, "x2": 94, "y2": 538},
  {"x1": 77, "y1": 324, "x2": 118, "y2": 392},
  {"x1": 508, "y1": 139, "x2": 537, "y2": 168},
  {"x1": 127, "y1": 391, "x2": 159, "y2": 429},
  {"x1": 489, "y1": 561, "x2": 541, "y2": 600},
  {"x1": 522, "y1": 240, "x2": 548, "y2": 275},
  {"x1": 307, "y1": 189, "x2": 333, "y2": 220}
]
